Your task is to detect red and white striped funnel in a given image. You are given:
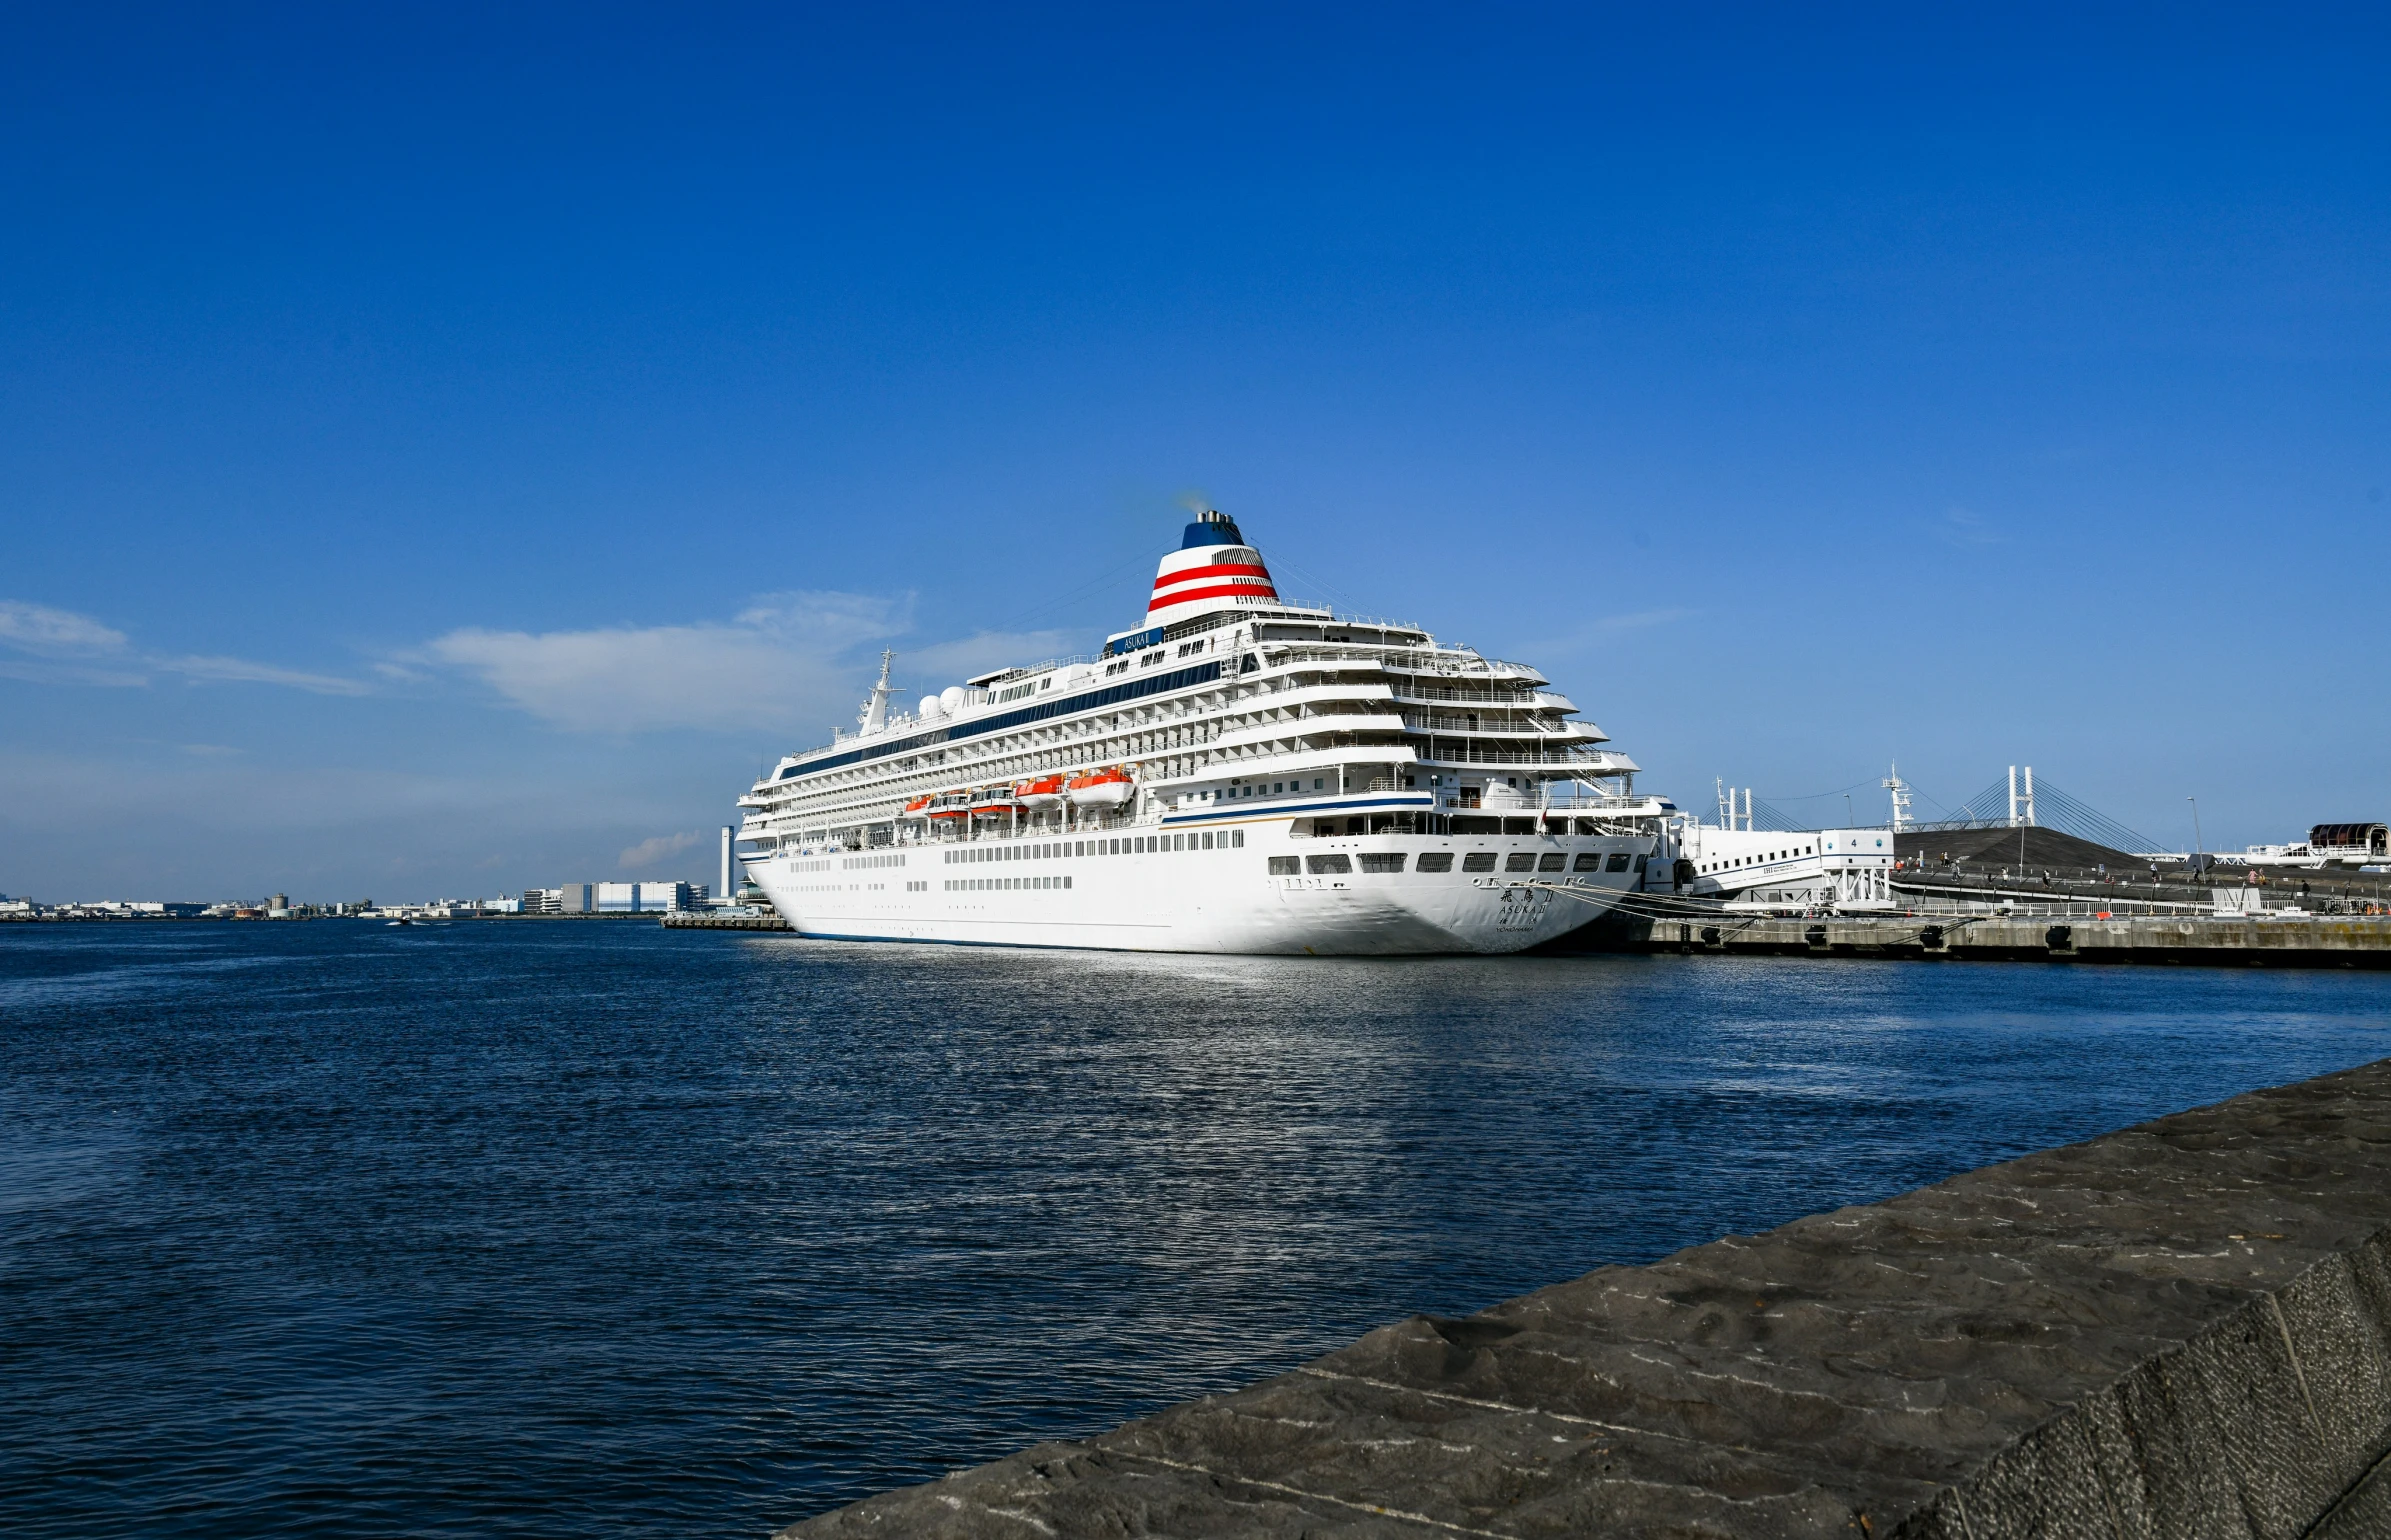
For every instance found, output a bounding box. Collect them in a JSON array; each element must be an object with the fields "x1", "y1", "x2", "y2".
[{"x1": 1148, "y1": 511, "x2": 1279, "y2": 627}]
